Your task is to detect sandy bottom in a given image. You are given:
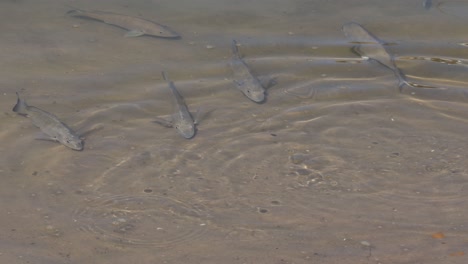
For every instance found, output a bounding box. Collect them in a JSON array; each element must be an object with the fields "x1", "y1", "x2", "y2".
[{"x1": 1, "y1": 0, "x2": 467, "y2": 263}]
